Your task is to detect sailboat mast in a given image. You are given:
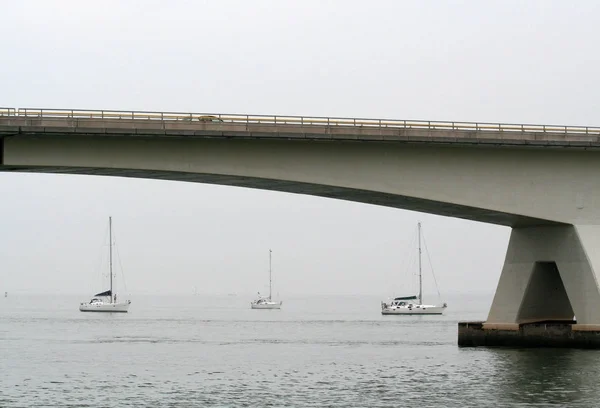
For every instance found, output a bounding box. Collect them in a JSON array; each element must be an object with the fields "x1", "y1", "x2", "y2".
[
  {"x1": 269, "y1": 249, "x2": 272, "y2": 300},
  {"x1": 109, "y1": 216, "x2": 113, "y2": 304},
  {"x1": 418, "y1": 222, "x2": 422, "y2": 305}
]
